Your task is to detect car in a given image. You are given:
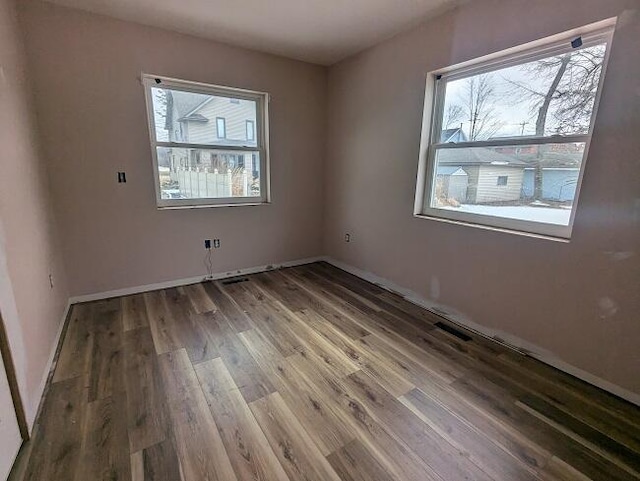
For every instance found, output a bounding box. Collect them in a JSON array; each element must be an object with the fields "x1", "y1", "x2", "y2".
[{"x1": 161, "y1": 189, "x2": 186, "y2": 199}]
